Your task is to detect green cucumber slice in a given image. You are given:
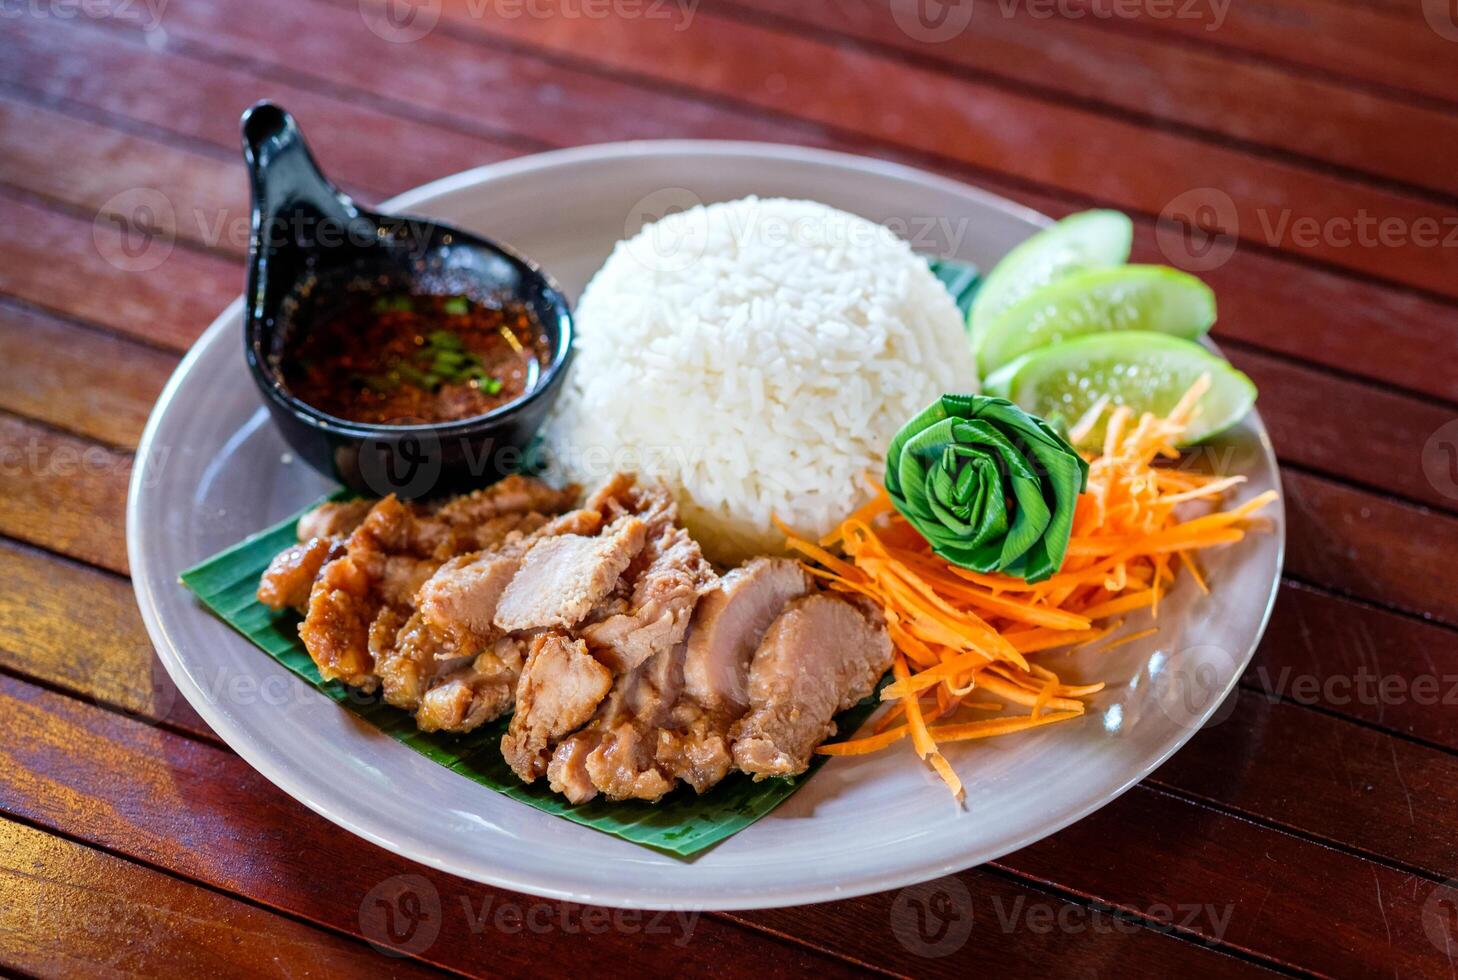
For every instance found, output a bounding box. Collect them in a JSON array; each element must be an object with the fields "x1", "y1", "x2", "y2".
[
  {"x1": 984, "y1": 332, "x2": 1256, "y2": 449},
  {"x1": 976, "y1": 265, "x2": 1216, "y2": 377}
]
